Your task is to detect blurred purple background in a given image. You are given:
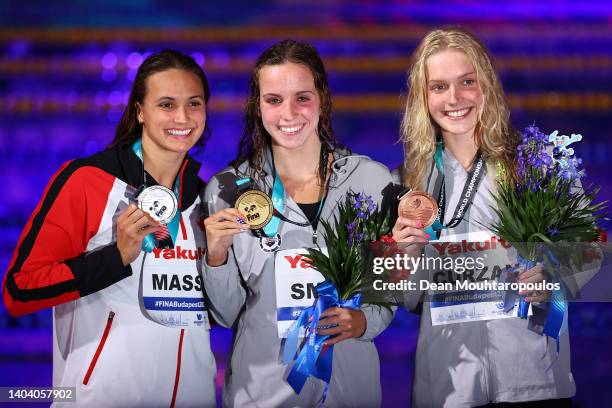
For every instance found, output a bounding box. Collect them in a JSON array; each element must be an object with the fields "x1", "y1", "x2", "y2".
[{"x1": 1, "y1": 1, "x2": 611, "y2": 407}]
